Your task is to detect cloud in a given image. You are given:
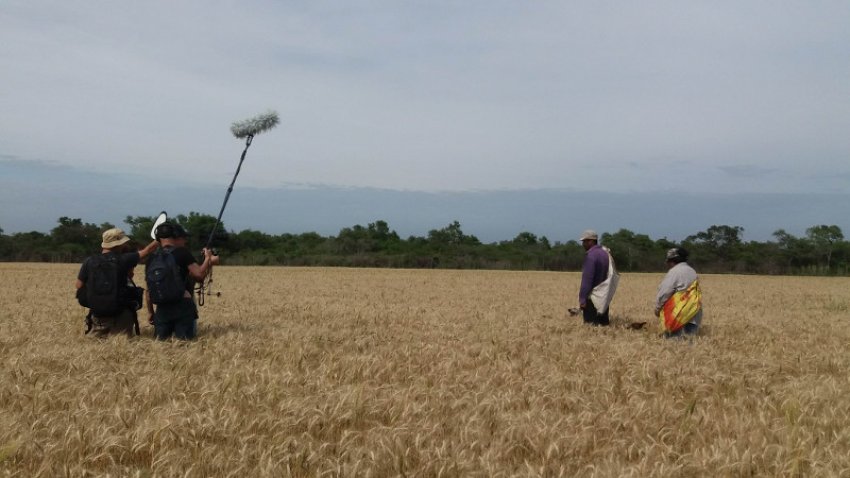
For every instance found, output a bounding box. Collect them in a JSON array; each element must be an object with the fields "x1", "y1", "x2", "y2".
[
  {"x1": 717, "y1": 165, "x2": 778, "y2": 178},
  {"x1": 1, "y1": 2, "x2": 849, "y2": 194}
]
